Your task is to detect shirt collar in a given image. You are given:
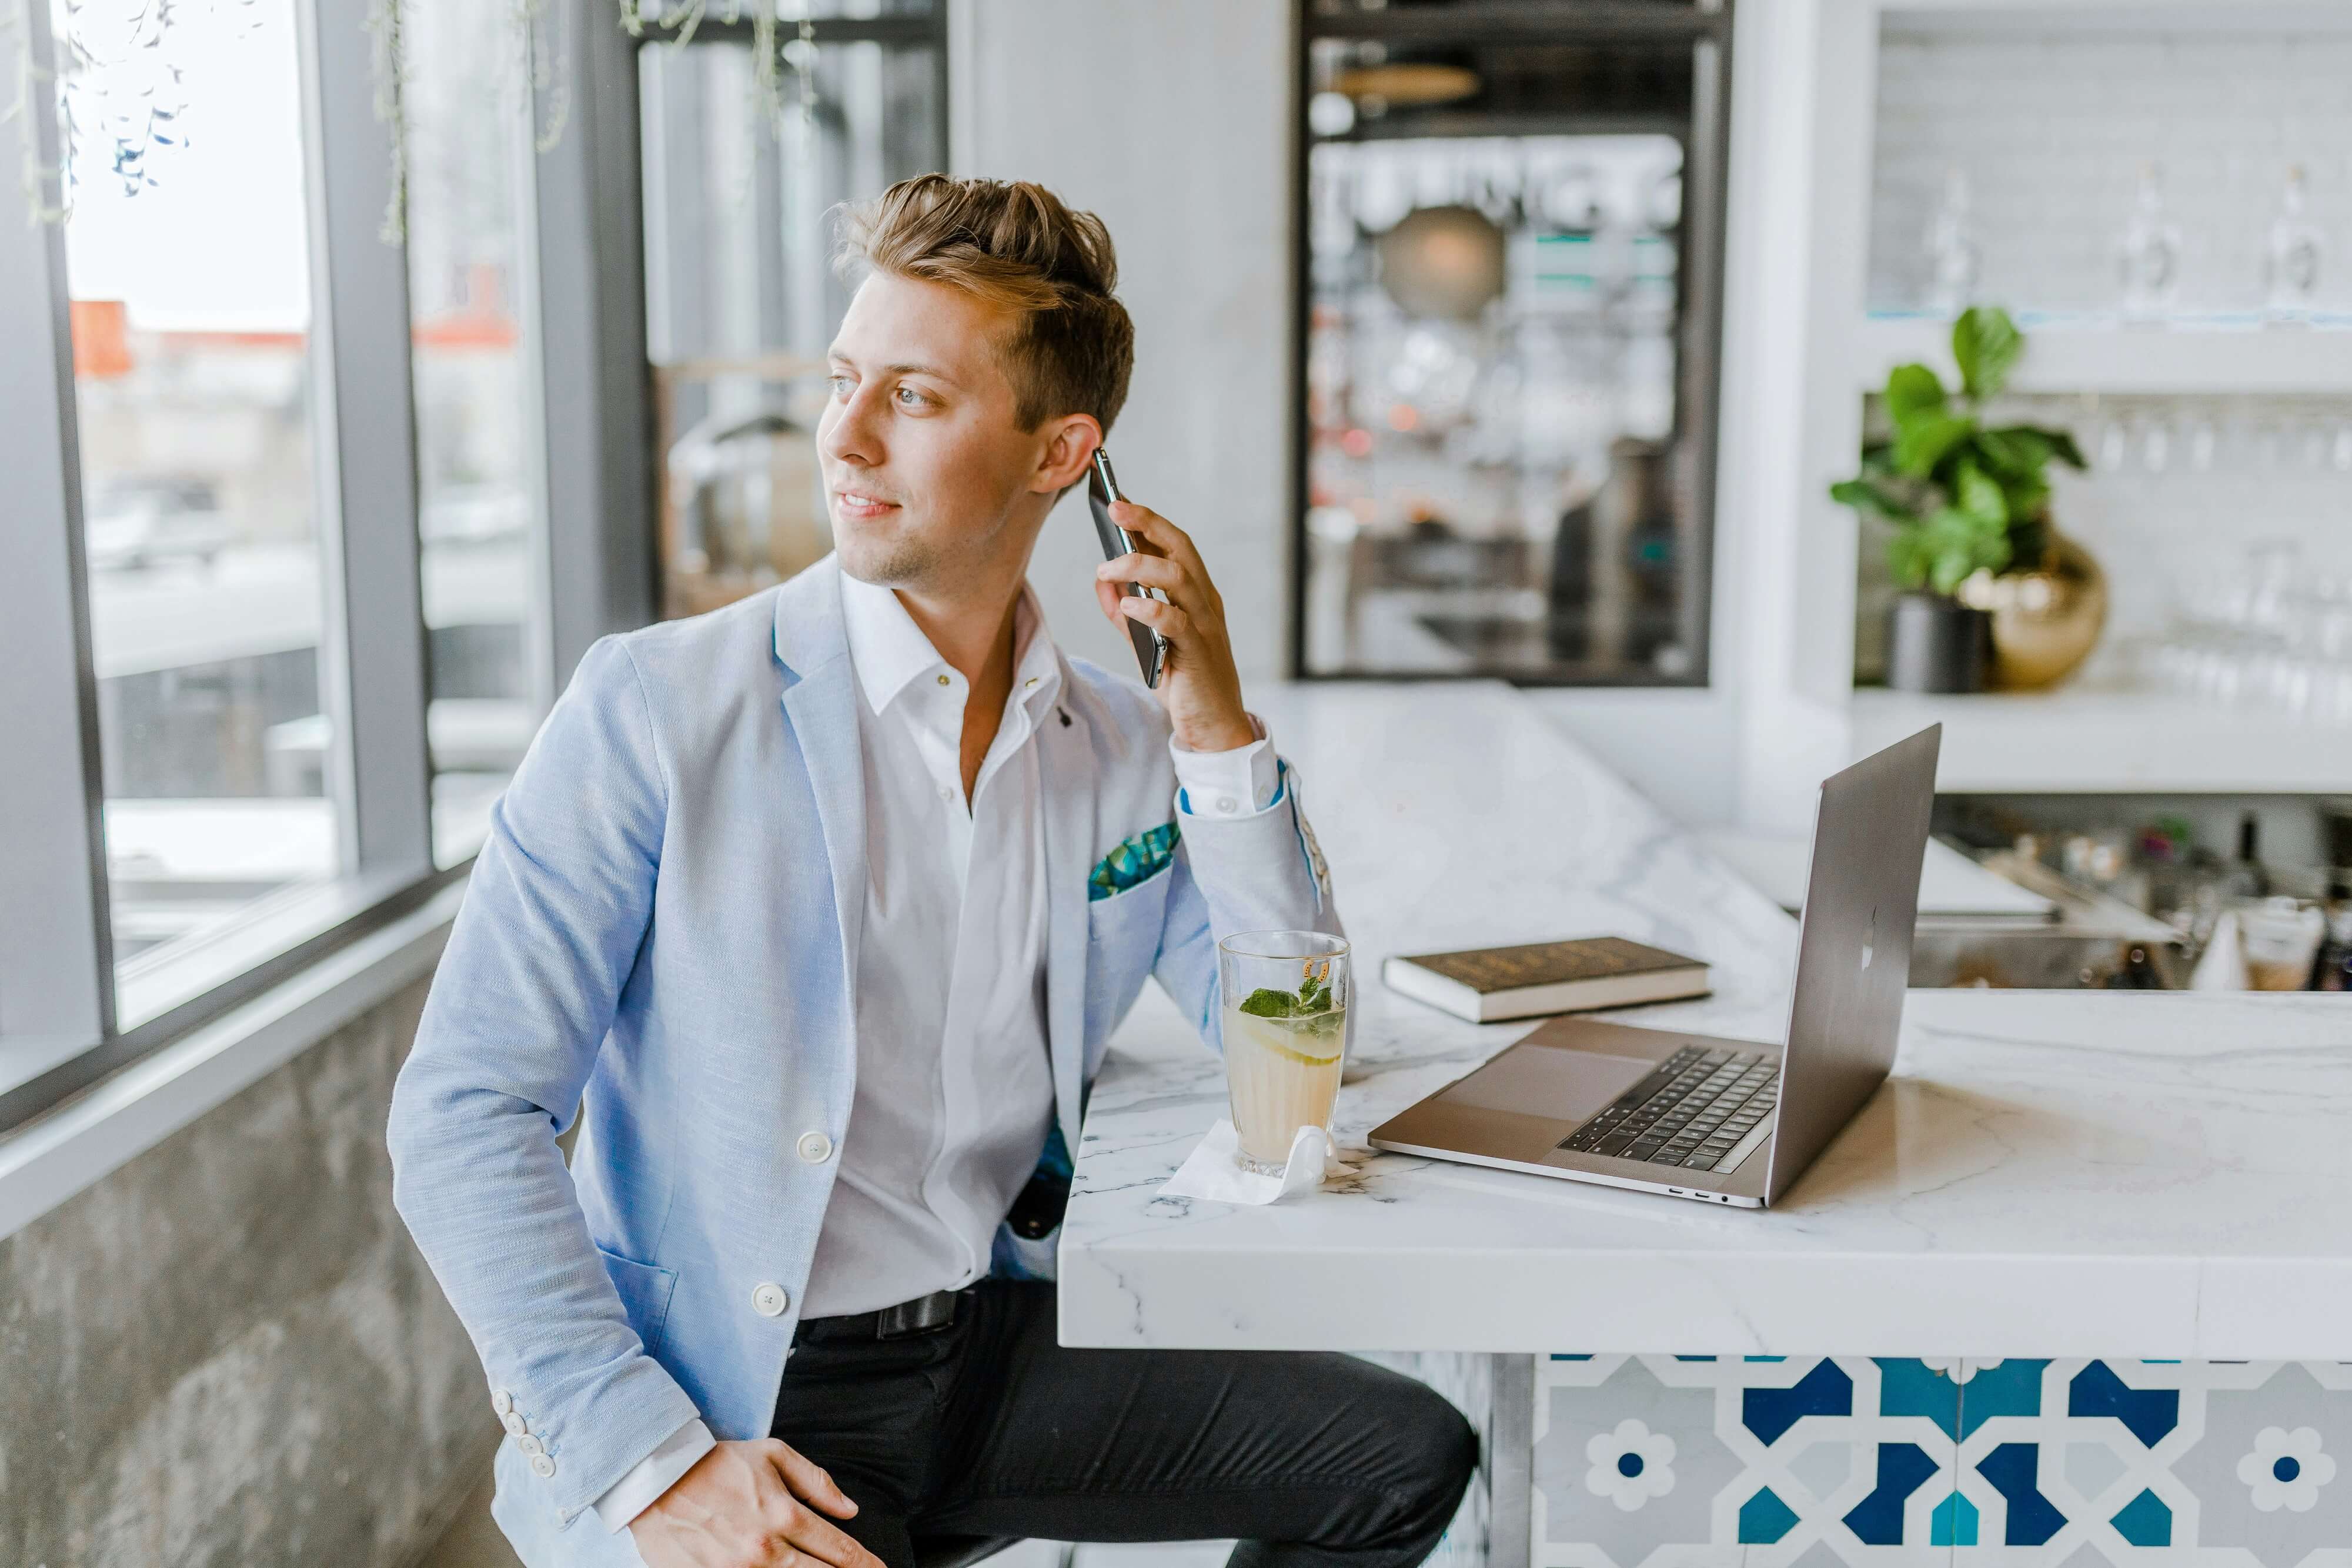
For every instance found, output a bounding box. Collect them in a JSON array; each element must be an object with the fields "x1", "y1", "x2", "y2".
[{"x1": 840, "y1": 570, "x2": 1063, "y2": 720}]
